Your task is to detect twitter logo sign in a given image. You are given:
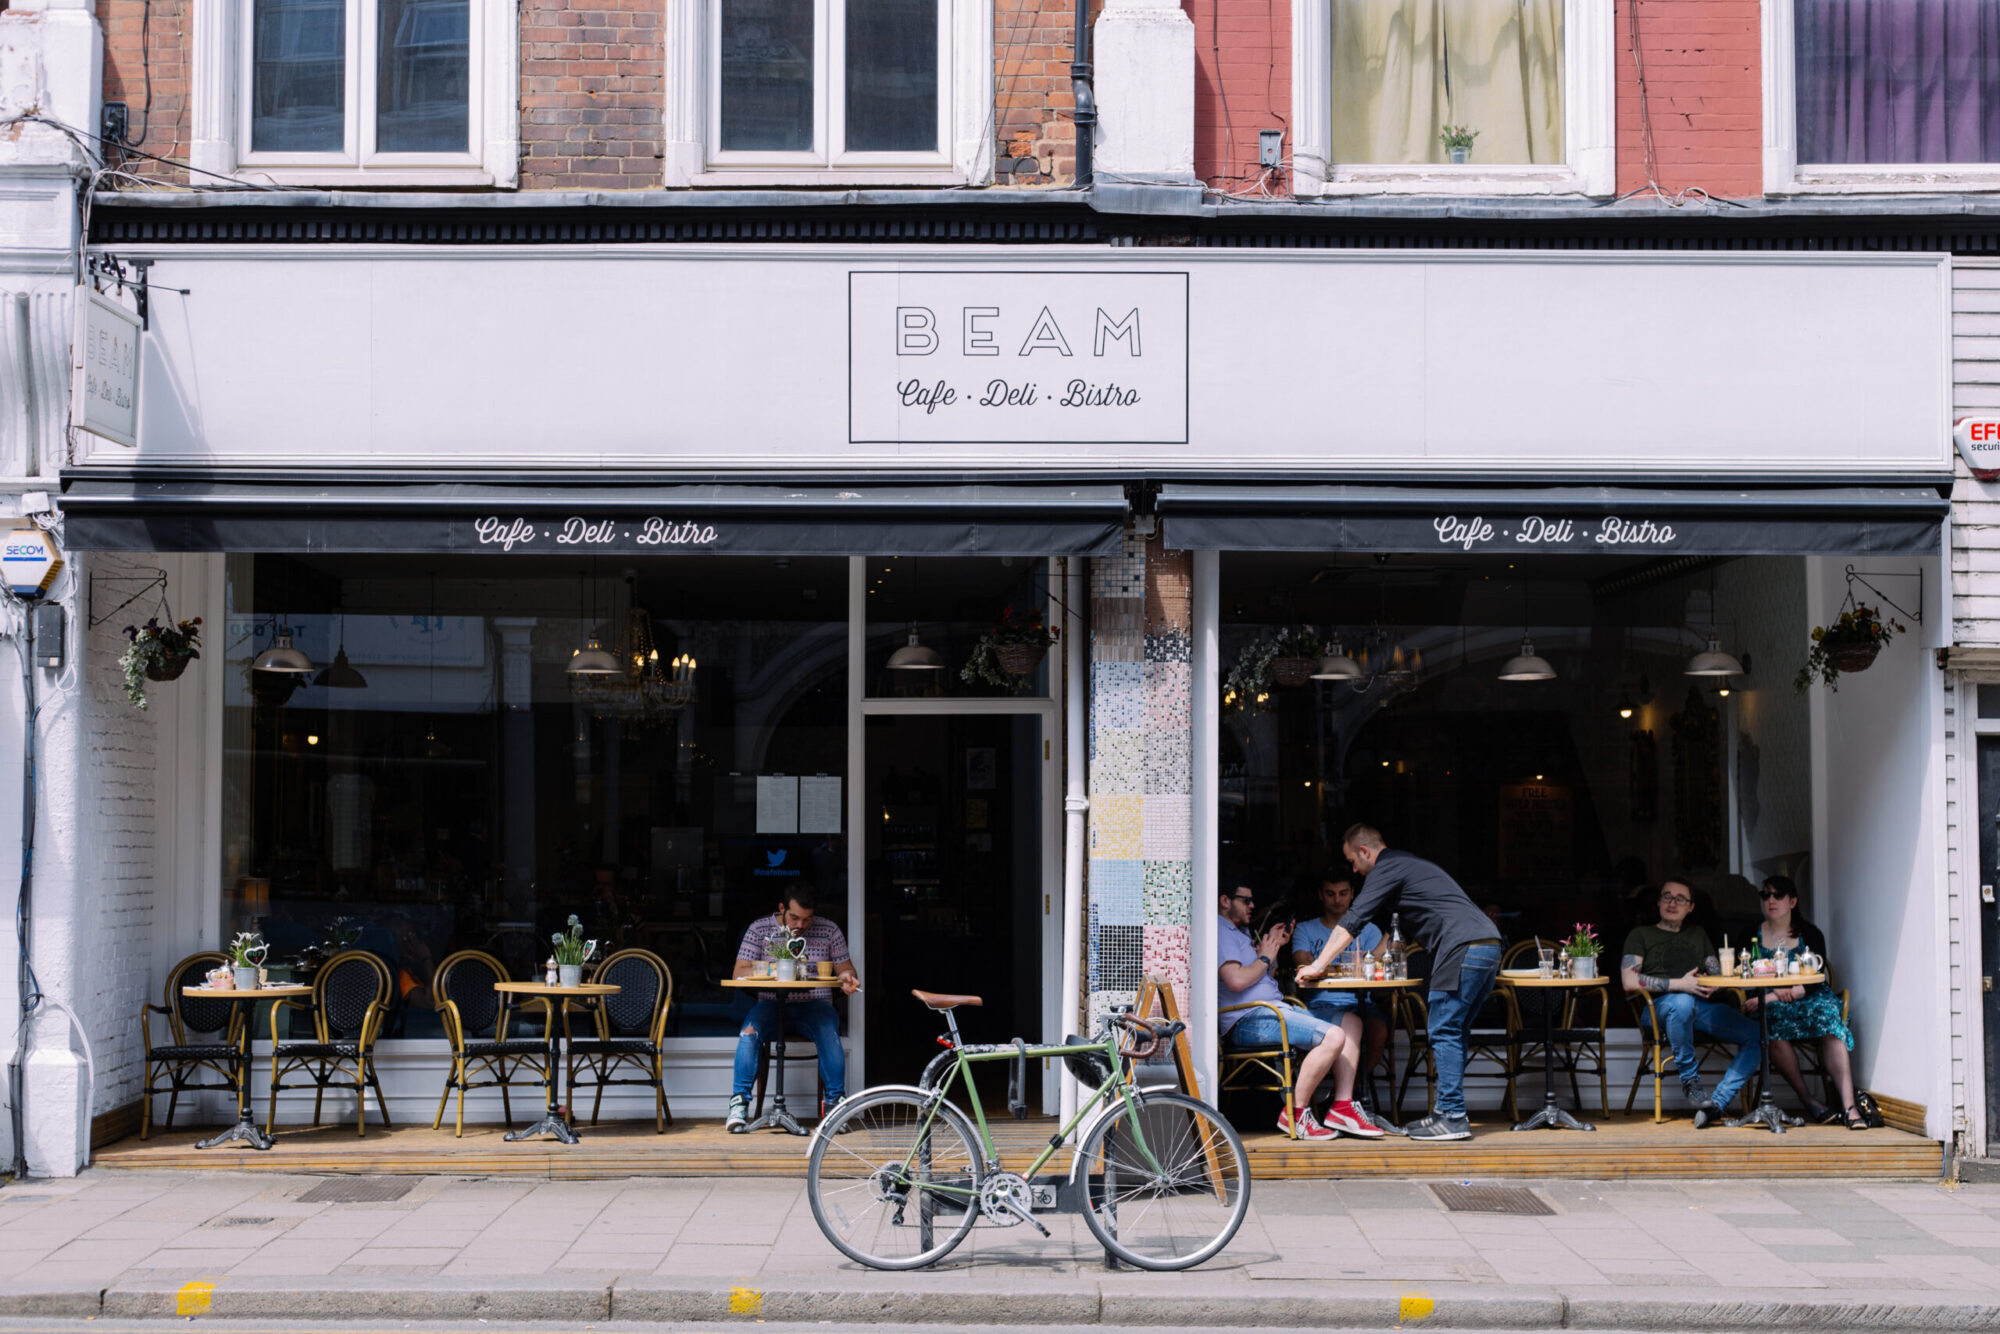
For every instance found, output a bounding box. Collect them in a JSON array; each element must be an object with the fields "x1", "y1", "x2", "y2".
[{"x1": 753, "y1": 845, "x2": 801, "y2": 878}]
